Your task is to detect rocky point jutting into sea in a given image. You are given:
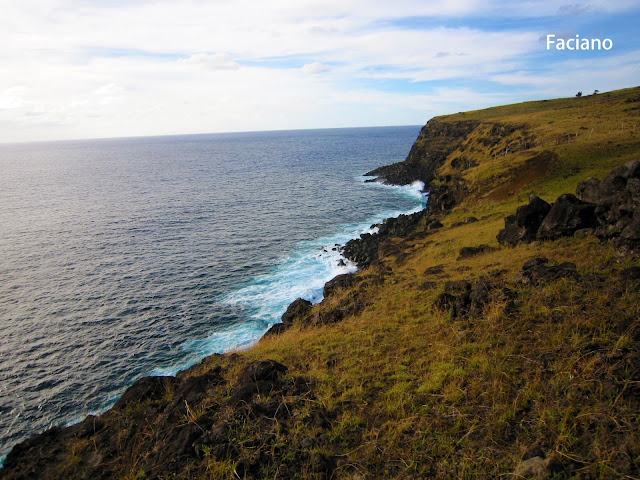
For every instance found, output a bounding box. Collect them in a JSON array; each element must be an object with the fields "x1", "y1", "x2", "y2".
[{"x1": 2, "y1": 87, "x2": 639, "y2": 479}]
